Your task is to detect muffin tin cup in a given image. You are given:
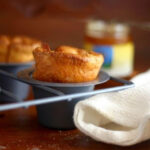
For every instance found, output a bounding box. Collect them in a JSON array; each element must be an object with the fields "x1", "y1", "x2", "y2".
[
  {"x1": 33, "y1": 85, "x2": 95, "y2": 129},
  {"x1": 0, "y1": 63, "x2": 33, "y2": 102},
  {"x1": 18, "y1": 67, "x2": 110, "y2": 129}
]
